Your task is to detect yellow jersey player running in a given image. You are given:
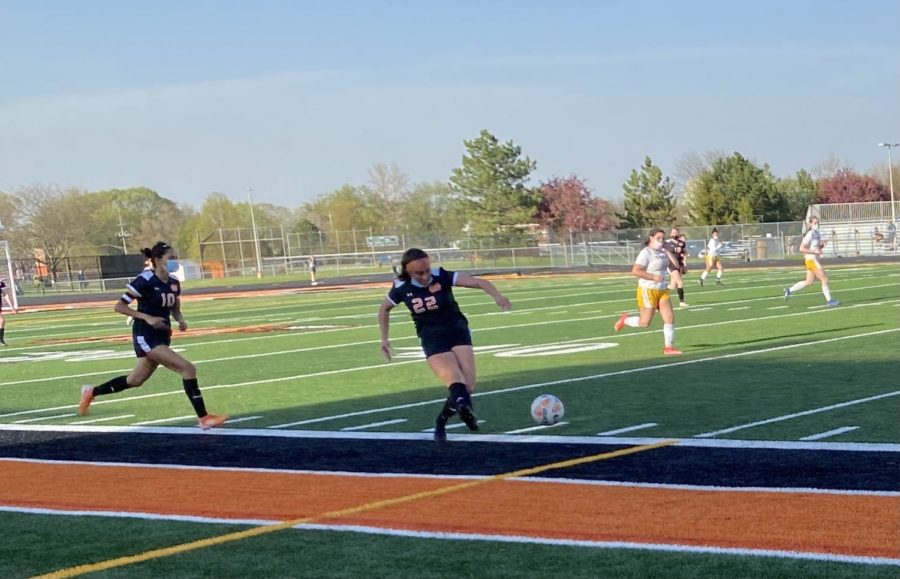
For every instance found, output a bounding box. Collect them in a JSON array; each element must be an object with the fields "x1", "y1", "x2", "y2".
[
  {"x1": 784, "y1": 216, "x2": 839, "y2": 307},
  {"x1": 614, "y1": 228, "x2": 682, "y2": 355},
  {"x1": 700, "y1": 228, "x2": 724, "y2": 286}
]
